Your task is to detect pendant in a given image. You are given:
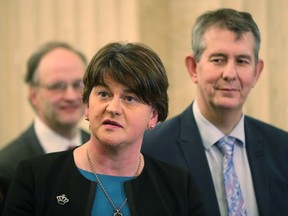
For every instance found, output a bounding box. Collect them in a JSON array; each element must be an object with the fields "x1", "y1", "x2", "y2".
[{"x1": 113, "y1": 210, "x2": 123, "y2": 216}]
